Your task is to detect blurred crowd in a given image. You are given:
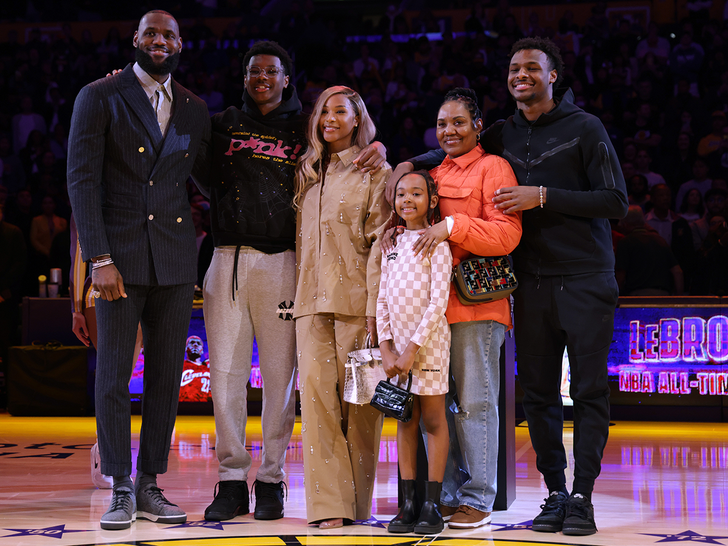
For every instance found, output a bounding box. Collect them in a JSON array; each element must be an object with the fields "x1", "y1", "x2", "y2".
[{"x1": 1, "y1": 0, "x2": 728, "y2": 321}]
